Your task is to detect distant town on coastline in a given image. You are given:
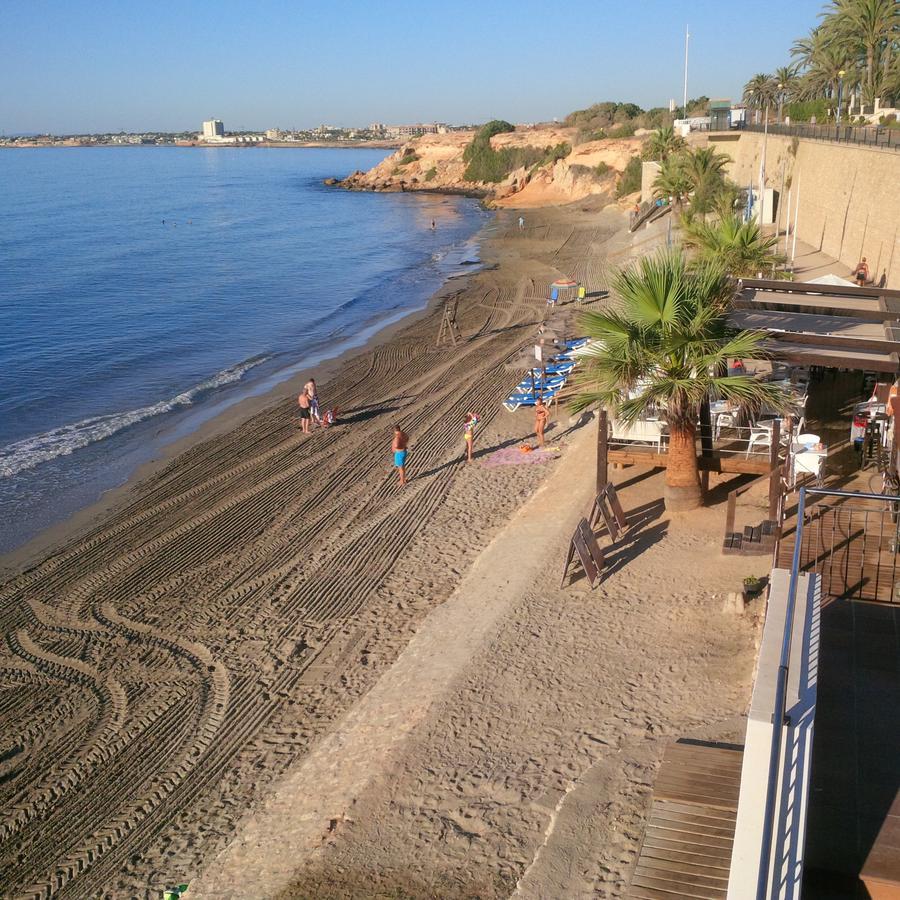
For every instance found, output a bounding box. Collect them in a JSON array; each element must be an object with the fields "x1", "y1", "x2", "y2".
[{"x1": 0, "y1": 119, "x2": 477, "y2": 148}]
